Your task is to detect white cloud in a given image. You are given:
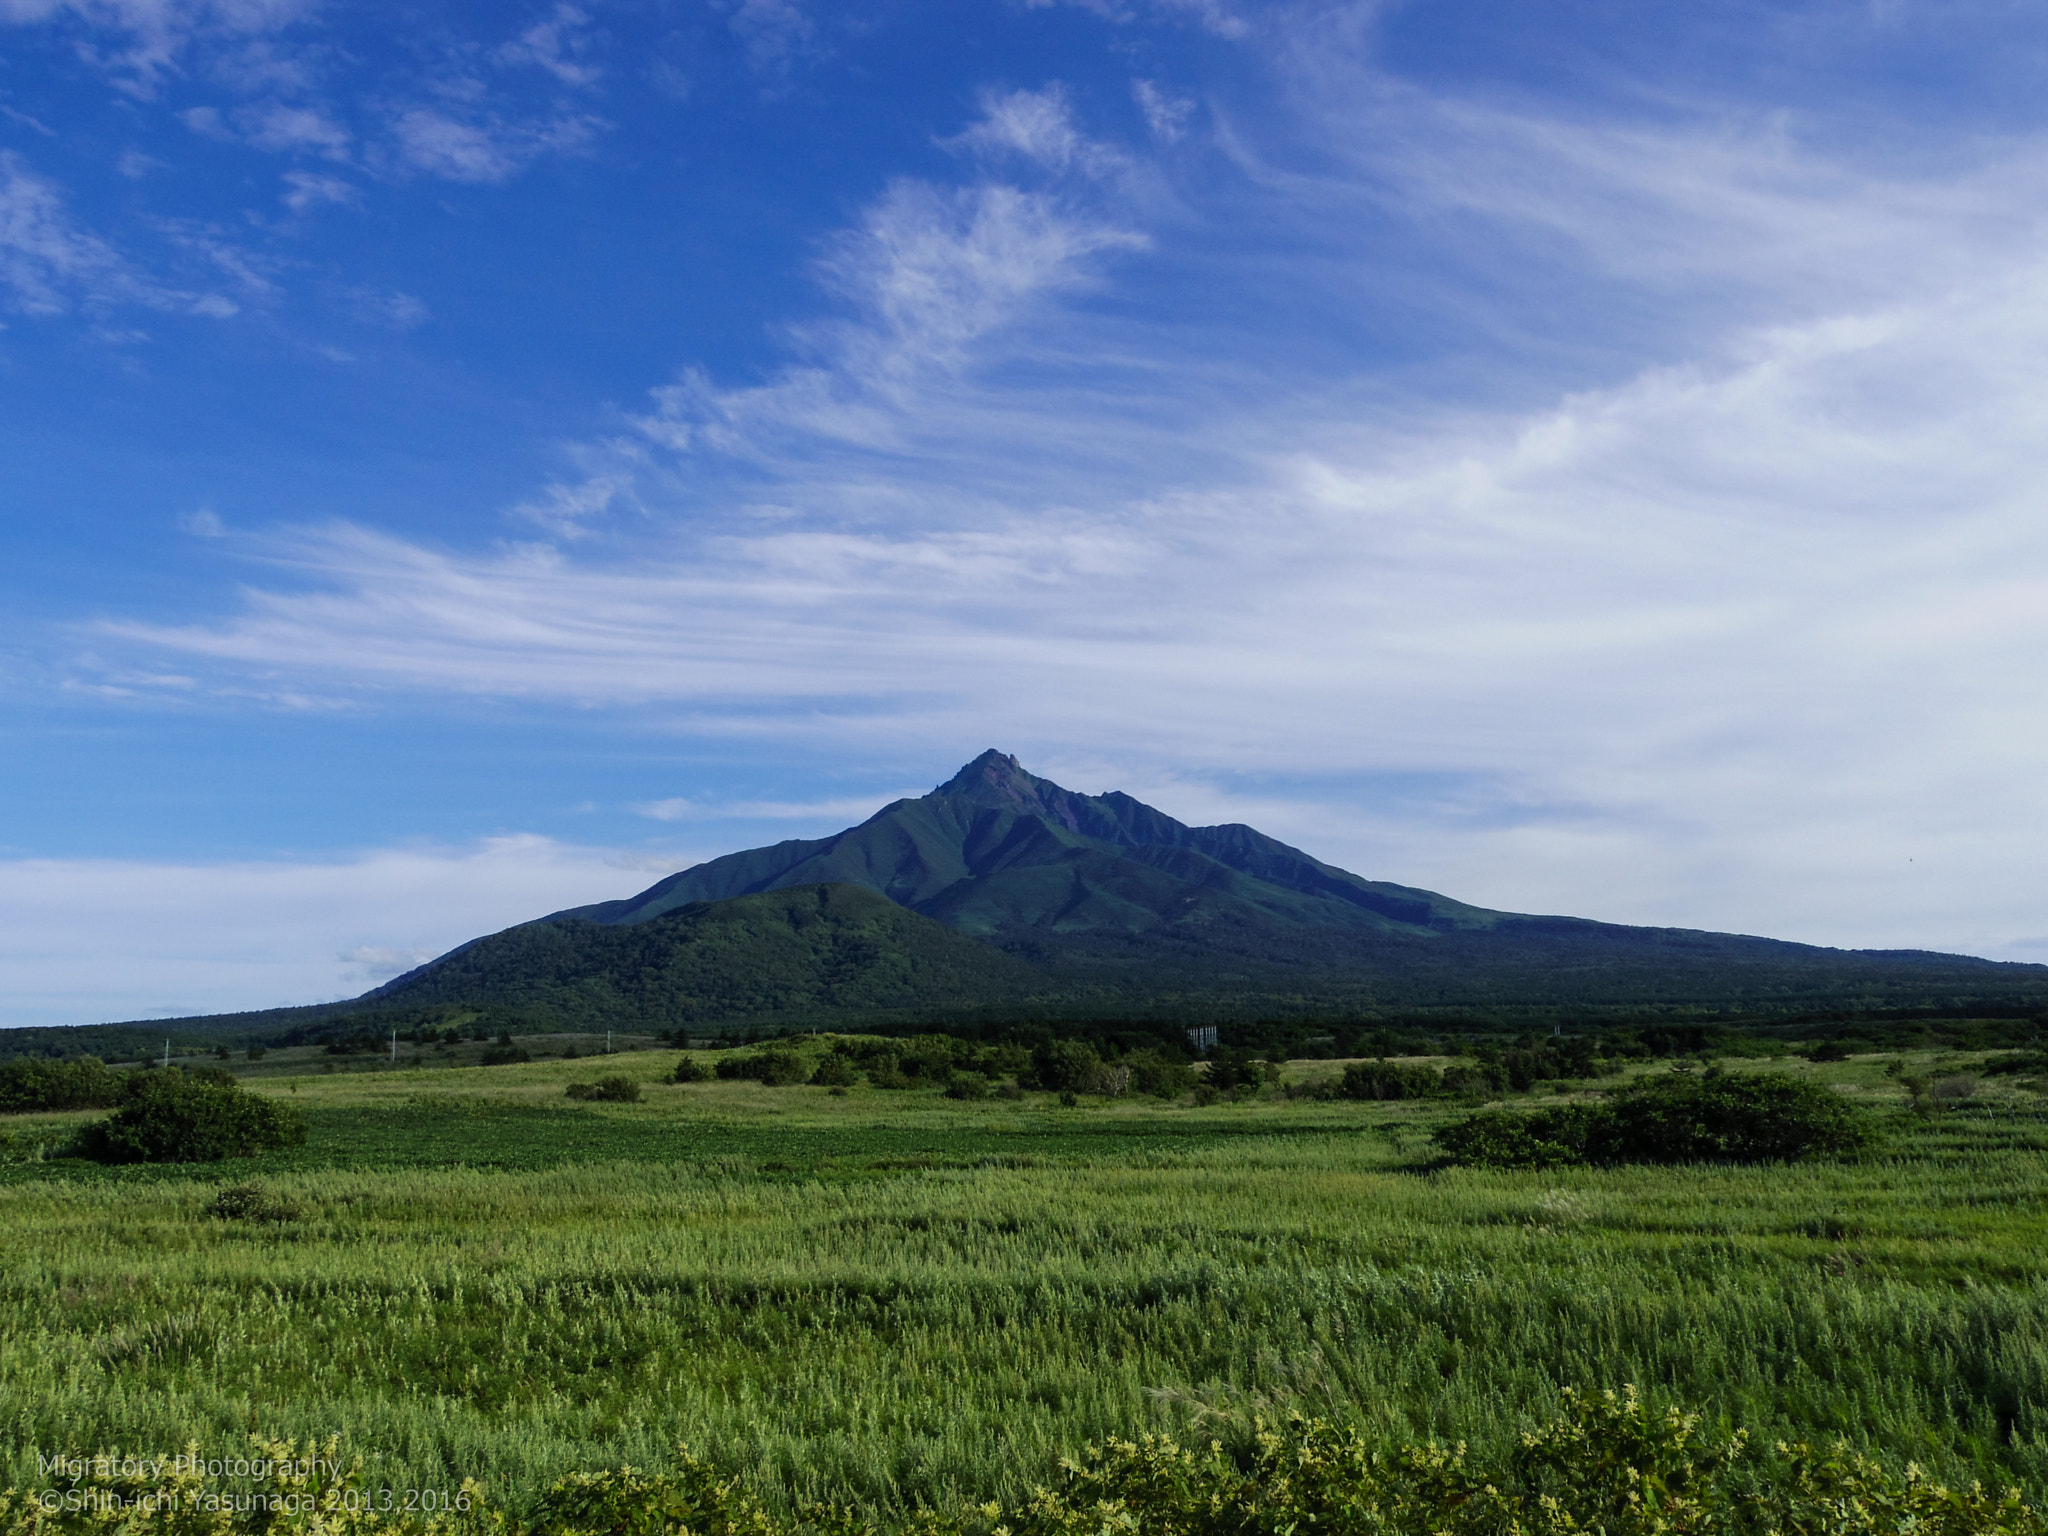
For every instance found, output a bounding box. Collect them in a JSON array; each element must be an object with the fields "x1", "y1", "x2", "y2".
[
  {"x1": 0, "y1": 151, "x2": 129, "y2": 314},
  {"x1": 340, "y1": 284, "x2": 428, "y2": 330},
  {"x1": 1021, "y1": 0, "x2": 1247, "y2": 41},
  {"x1": 1132, "y1": 79, "x2": 1194, "y2": 143},
  {"x1": 281, "y1": 168, "x2": 355, "y2": 212},
  {"x1": 234, "y1": 100, "x2": 350, "y2": 157},
  {"x1": 495, "y1": 2, "x2": 601, "y2": 87},
  {"x1": 0, "y1": 0, "x2": 314, "y2": 97},
  {"x1": 337, "y1": 944, "x2": 437, "y2": 986},
  {"x1": 0, "y1": 151, "x2": 239, "y2": 319},
  {"x1": 178, "y1": 507, "x2": 226, "y2": 536},
  {"x1": 629, "y1": 94, "x2": 1146, "y2": 468},
  {"x1": 727, "y1": 0, "x2": 813, "y2": 77},
  {"x1": 0, "y1": 836, "x2": 705, "y2": 1028},
  {"x1": 383, "y1": 101, "x2": 603, "y2": 183},
  {"x1": 632, "y1": 793, "x2": 916, "y2": 823}
]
